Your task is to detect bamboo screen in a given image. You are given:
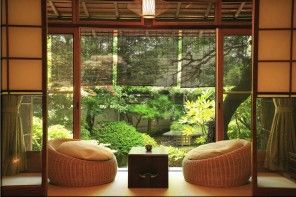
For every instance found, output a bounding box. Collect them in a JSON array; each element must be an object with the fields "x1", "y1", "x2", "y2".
[
  {"x1": 116, "y1": 30, "x2": 215, "y2": 87},
  {"x1": 117, "y1": 30, "x2": 179, "y2": 87},
  {"x1": 81, "y1": 31, "x2": 113, "y2": 87}
]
